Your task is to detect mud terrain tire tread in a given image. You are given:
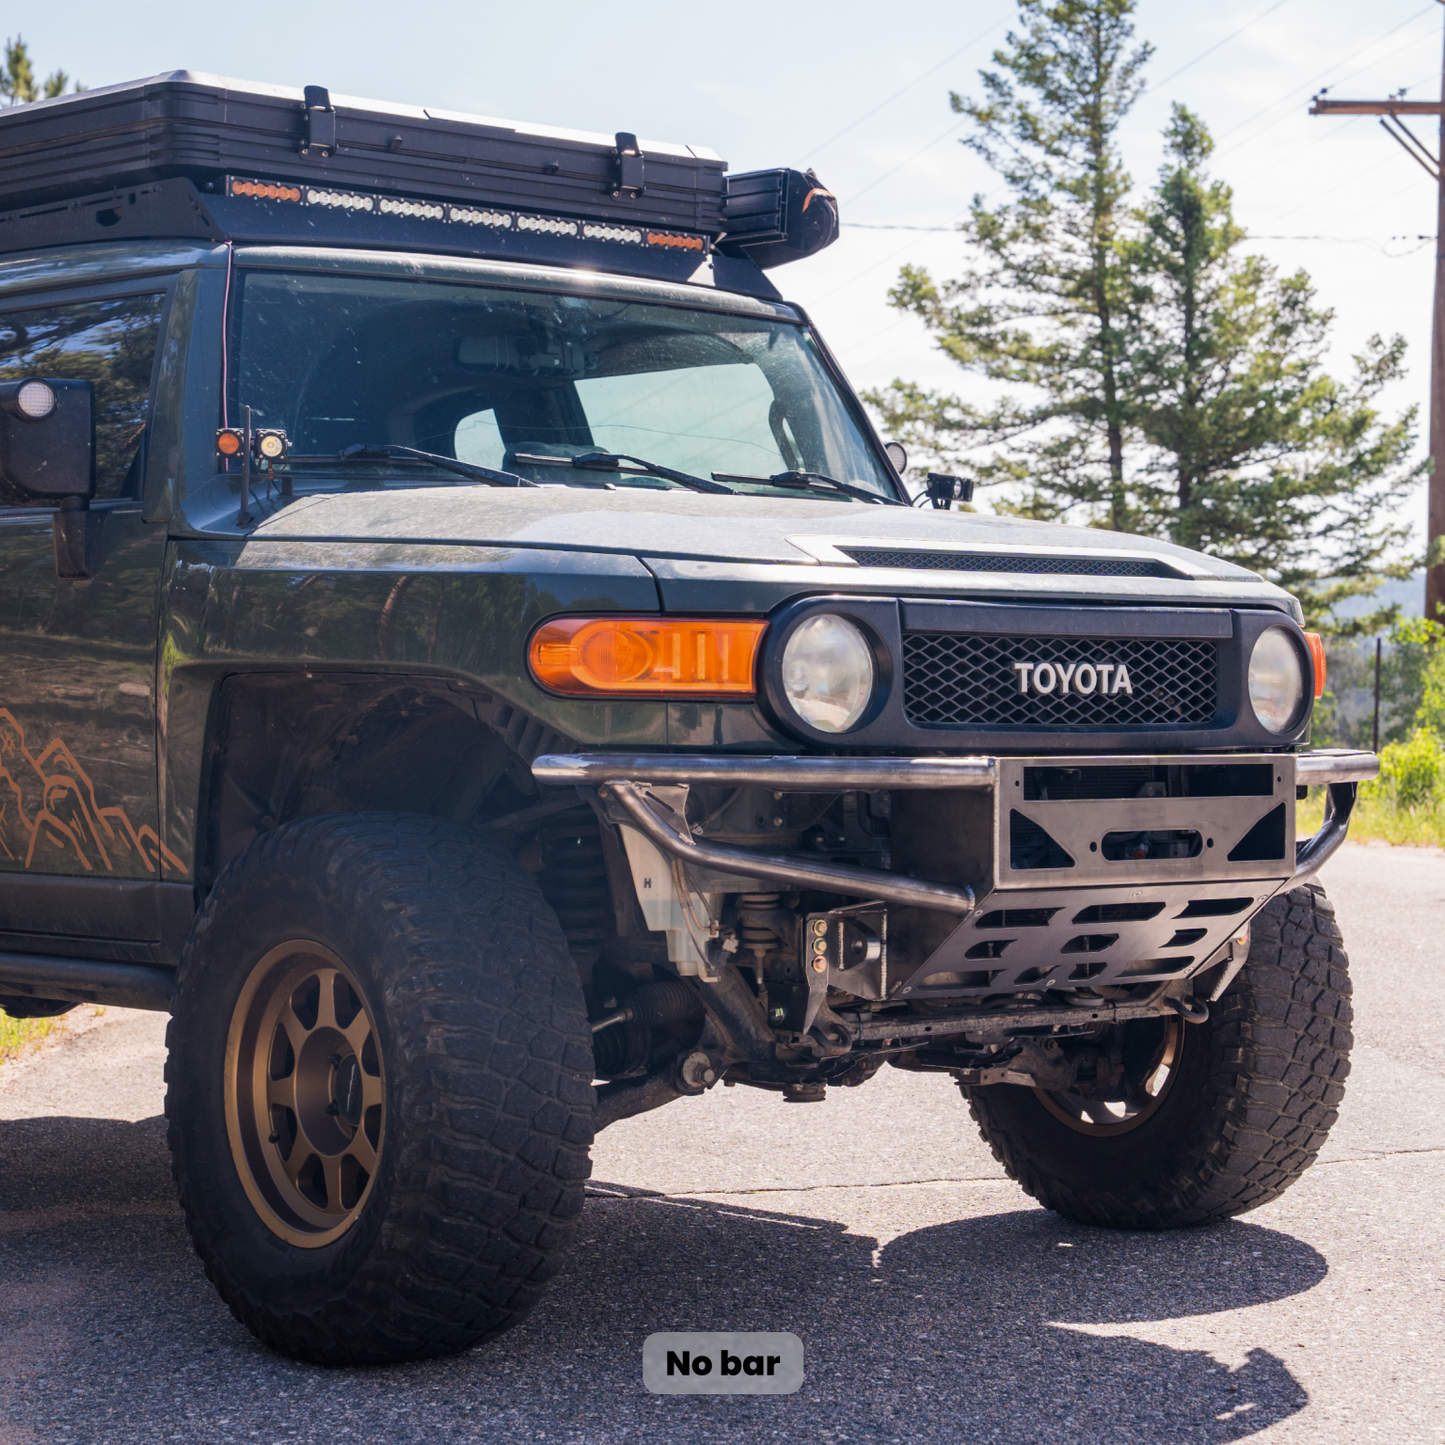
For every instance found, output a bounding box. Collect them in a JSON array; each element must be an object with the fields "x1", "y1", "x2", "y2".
[
  {"x1": 964, "y1": 882, "x2": 1352, "y2": 1229},
  {"x1": 164, "y1": 812, "x2": 594, "y2": 1364}
]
